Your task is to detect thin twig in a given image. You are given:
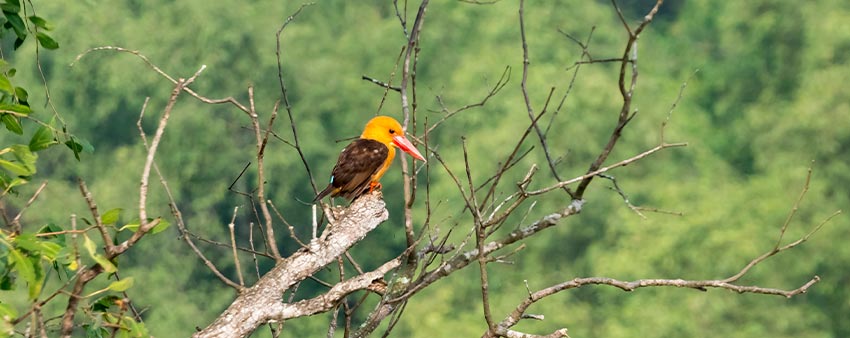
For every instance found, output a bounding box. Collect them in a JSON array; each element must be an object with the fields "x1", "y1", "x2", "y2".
[
  {"x1": 72, "y1": 47, "x2": 250, "y2": 113},
  {"x1": 9, "y1": 180, "x2": 48, "y2": 233},
  {"x1": 276, "y1": 2, "x2": 318, "y2": 195},
  {"x1": 137, "y1": 89, "x2": 243, "y2": 291},
  {"x1": 229, "y1": 207, "x2": 245, "y2": 287},
  {"x1": 361, "y1": 75, "x2": 401, "y2": 92}
]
